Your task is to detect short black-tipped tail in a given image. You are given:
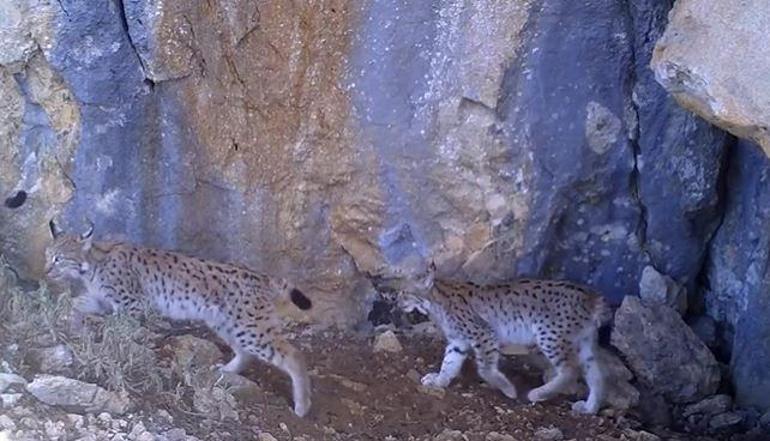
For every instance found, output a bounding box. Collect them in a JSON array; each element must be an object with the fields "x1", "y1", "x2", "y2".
[{"x1": 290, "y1": 288, "x2": 312, "y2": 310}]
